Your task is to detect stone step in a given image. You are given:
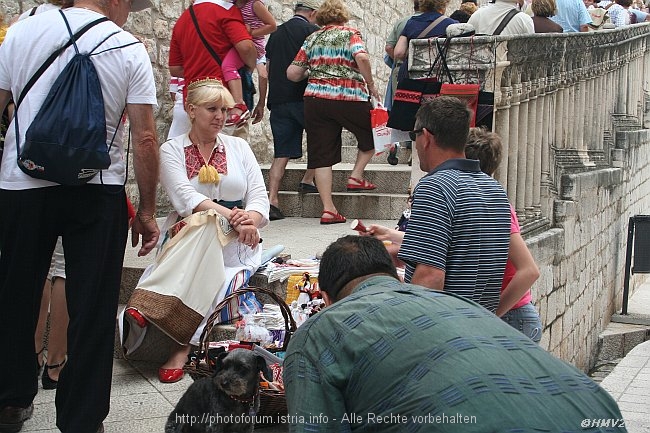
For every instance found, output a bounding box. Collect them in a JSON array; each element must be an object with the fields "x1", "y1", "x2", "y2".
[
  {"x1": 148, "y1": 158, "x2": 412, "y2": 218},
  {"x1": 260, "y1": 162, "x2": 412, "y2": 195},
  {"x1": 275, "y1": 190, "x2": 408, "y2": 219},
  {"x1": 270, "y1": 139, "x2": 412, "y2": 166}
]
